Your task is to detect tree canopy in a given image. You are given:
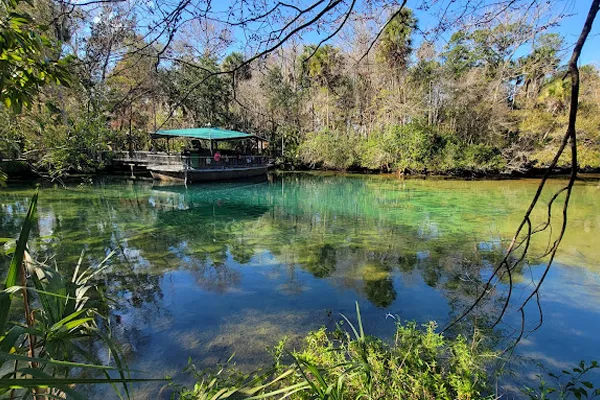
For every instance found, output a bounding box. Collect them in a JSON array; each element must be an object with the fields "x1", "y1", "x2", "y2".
[{"x1": 0, "y1": 0, "x2": 598, "y2": 177}]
